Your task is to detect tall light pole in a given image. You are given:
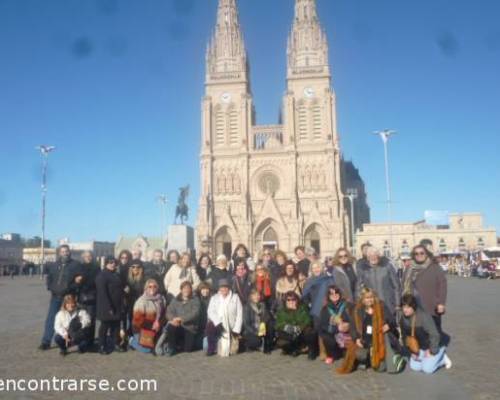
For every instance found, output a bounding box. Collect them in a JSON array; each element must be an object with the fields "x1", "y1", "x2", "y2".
[
  {"x1": 156, "y1": 195, "x2": 168, "y2": 239},
  {"x1": 345, "y1": 188, "x2": 358, "y2": 256},
  {"x1": 36, "y1": 145, "x2": 56, "y2": 277},
  {"x1": 373, "y1": 130, "x2": 396, "y2": 258}
]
